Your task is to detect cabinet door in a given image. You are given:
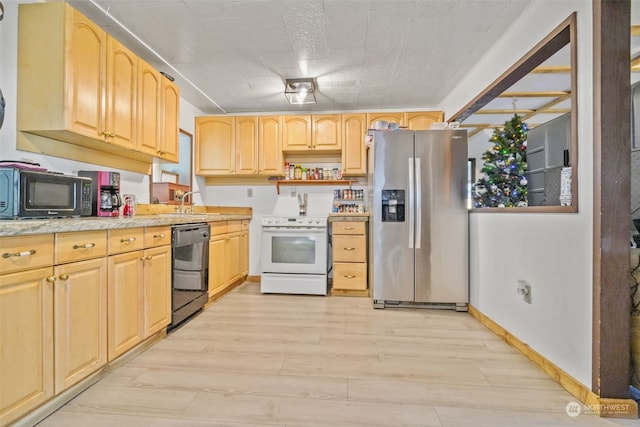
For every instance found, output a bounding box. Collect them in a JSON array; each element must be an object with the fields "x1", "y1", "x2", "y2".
[
  {"x1": 312, "y1": 114, "x2": 342, "y2": 151},
  {"x1": 105, "y1": 36, "x2": 137, "y2": 150},
  {"x1": 258, "y1": 116, "x2": 284, "y2": 175},
  {"x1": 227, "y1": 233, "x2": 241, "y2": 284},
  {"x1": 283, "y1": 115, "x2": 311, "y2": 151},
  {"x1": 65, "y1": 6, "x2": 106, "y2": 140},
  {"x1": 54, "y1": 258, "x2": 107, "y2": 394},
  {"x1": 366, "y1": 112, "x2": 404, "y2": 128},
  {"x1": 160, "y1": 77, "x2": 180, "y2": 162},
  {"x1": 208, "y1": 235, "x2": 228, "y2": 297},
  {"x1": 240, "y1": 226, "x2": 249, "y2": 277},
  {"x1": 405, "y1": 111, "x2": 443, "y2": 130},
  {"x1": 143, "y1": 245, "x2": 171, "y2": 338},
  {"x1": 342, "y1": 113, "x2": 367, "y2": 176},
  {"x1": 236, "y1": 116, "x2": 258, "y2": 175},
  {"x1": 0, "y1": 268, "x2": 54, "y2": 425},
  {"x1": 107, "y1": 251, "x2": 144, "y2": 361},
  {"x1": 196, "y1": 116, "x2": 236, "y2": 175},
  {"x1": 137, "y1": 58, "x2": 162, "y2": 156}
]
